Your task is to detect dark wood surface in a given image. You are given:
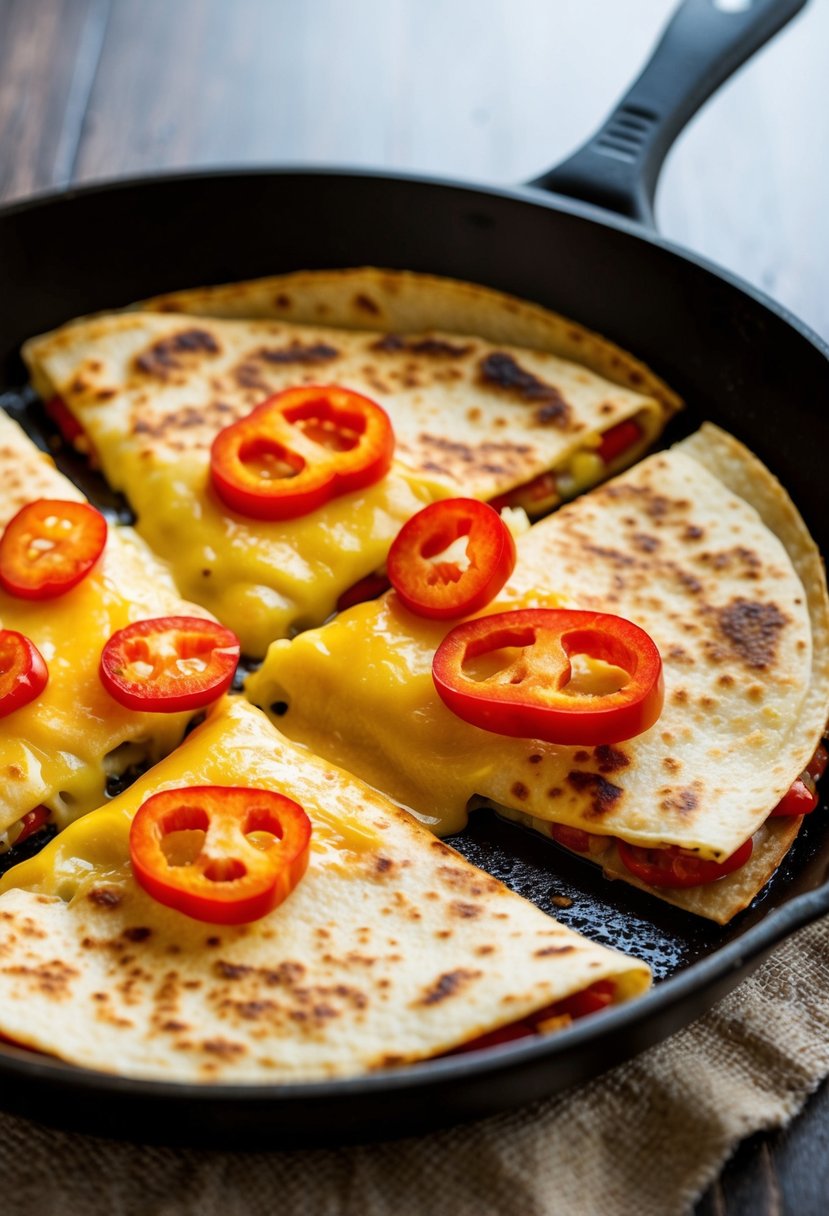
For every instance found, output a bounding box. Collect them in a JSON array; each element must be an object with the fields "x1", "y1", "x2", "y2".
[{"x1": 1, "y1": 0, "x2": 828, "y2": 1210}]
